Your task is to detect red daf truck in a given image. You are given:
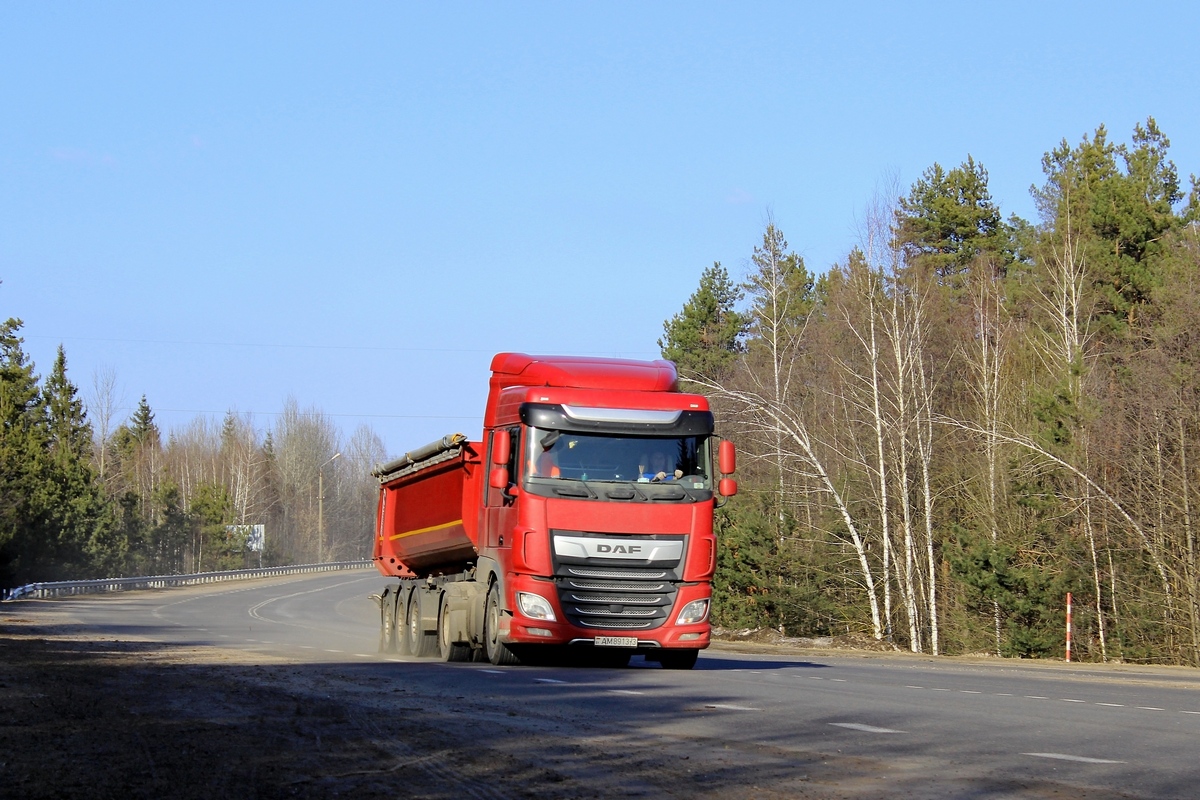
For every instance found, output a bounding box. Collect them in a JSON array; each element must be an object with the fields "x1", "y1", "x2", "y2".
[{"x1": 371, "y1": 352, "x2": 736, "y2": 669}]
